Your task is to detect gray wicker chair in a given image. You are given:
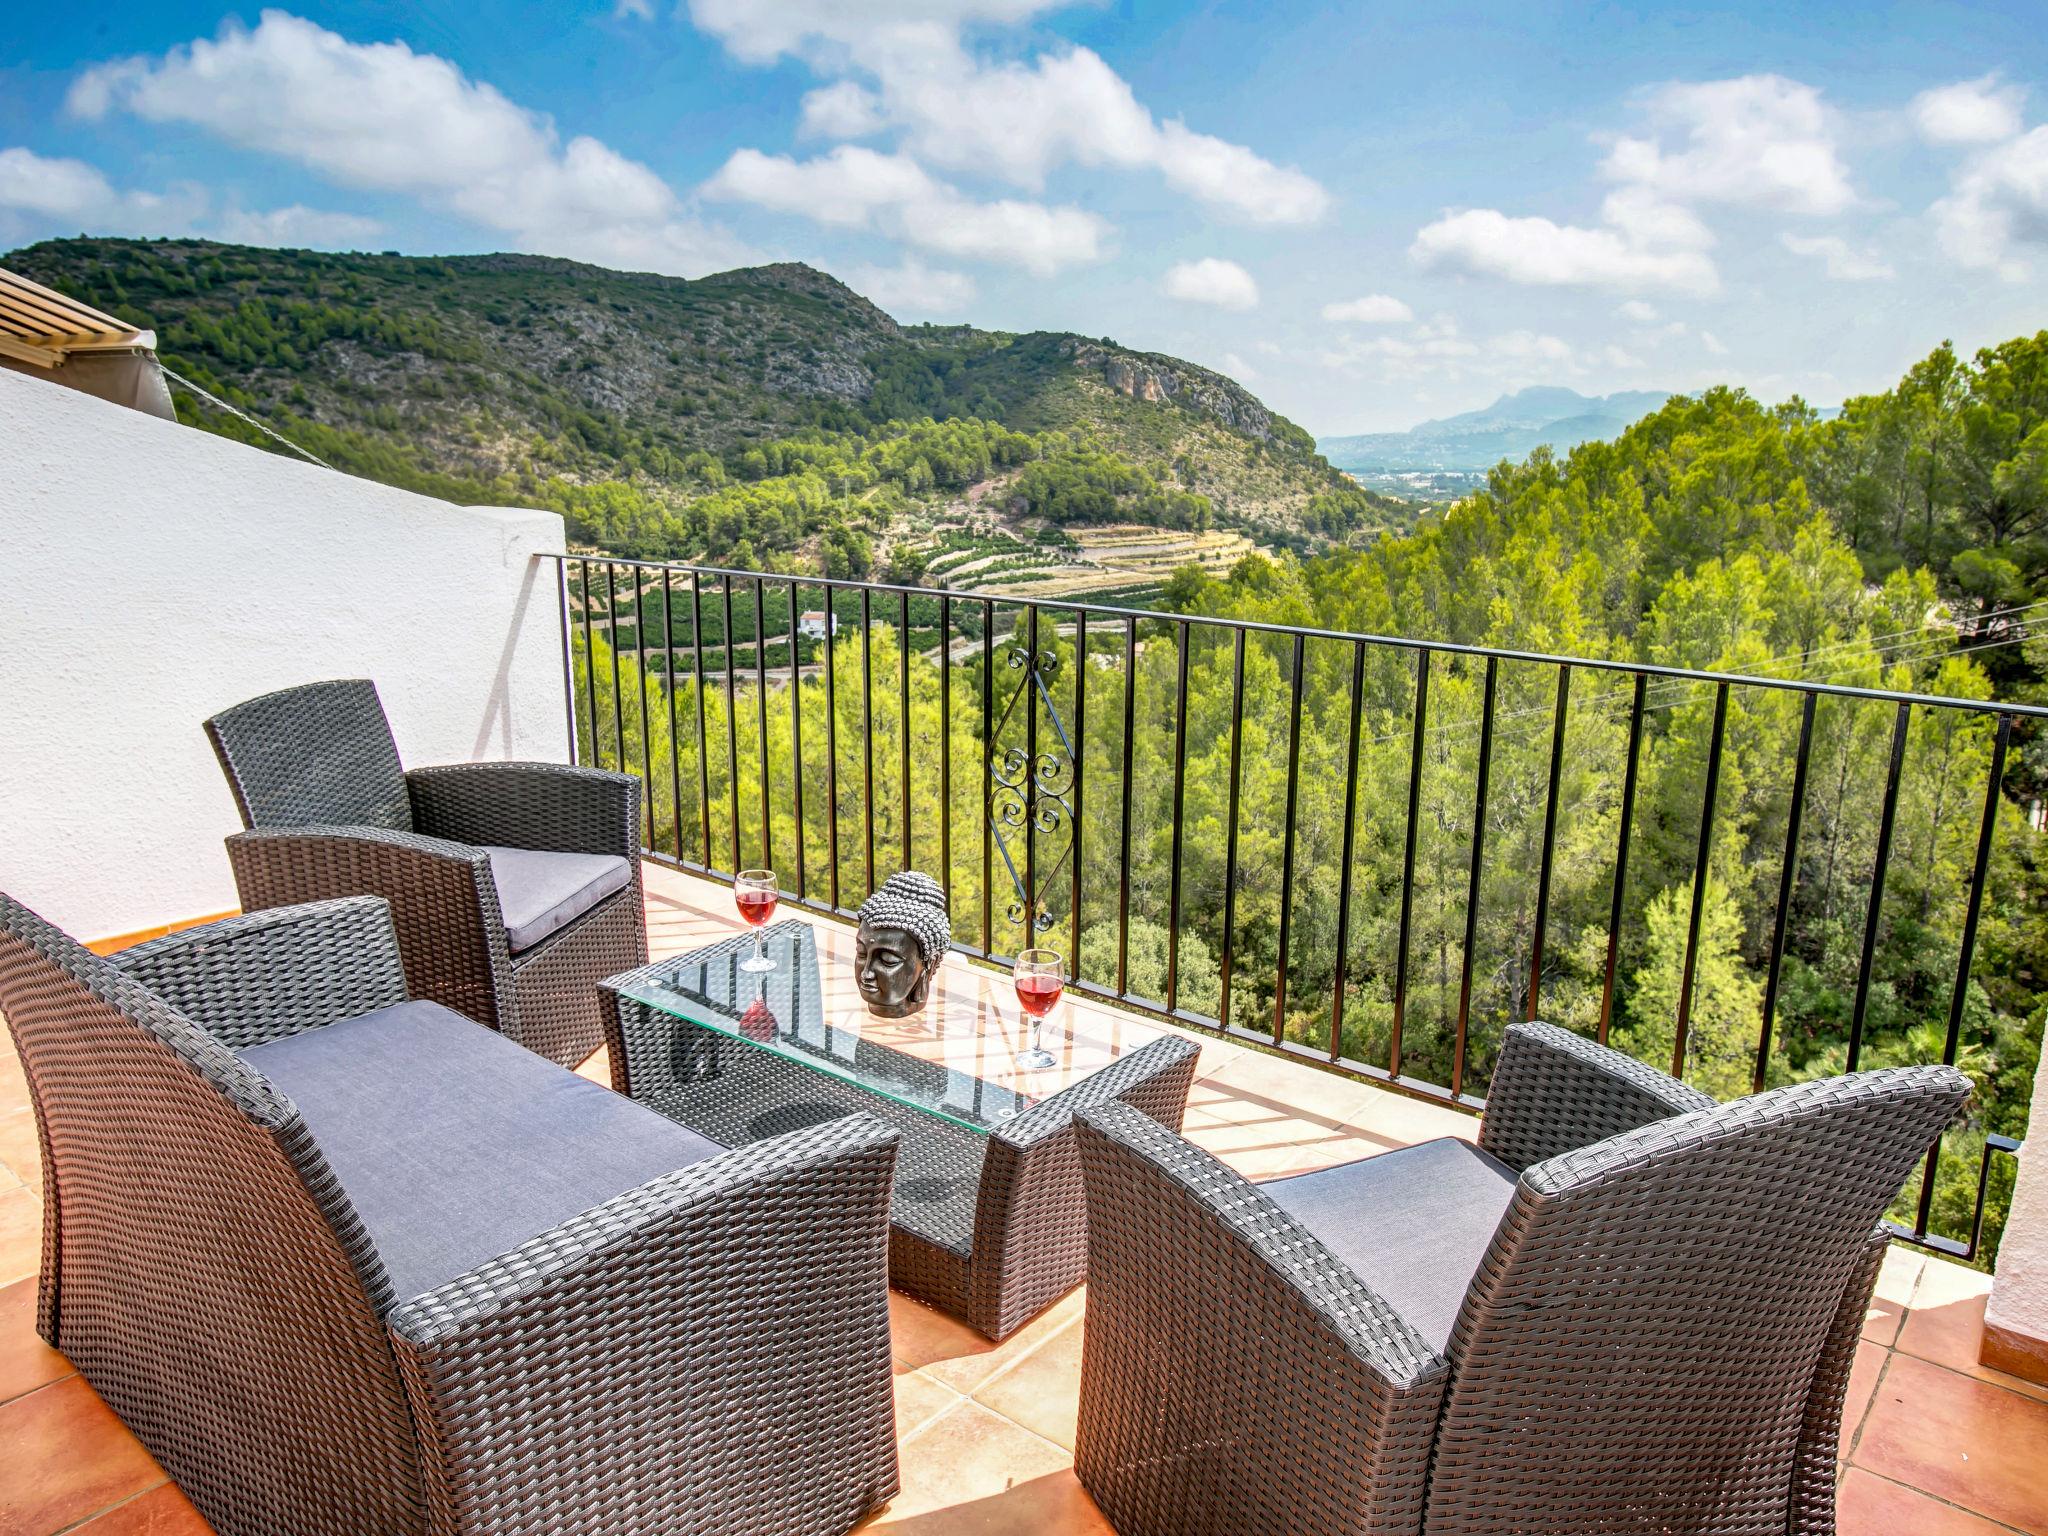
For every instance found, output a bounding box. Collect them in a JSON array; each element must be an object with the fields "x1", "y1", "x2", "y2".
[
  {"x1": 0, "y1": 891, "x2": 900, "y2": 1536},
  {"x1": 1071, "y1": 1021, "x2": 1970, "y2": 1536},
  {"x1": 205, "y1": 677, "x2": 646, "y2": 1065}
]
